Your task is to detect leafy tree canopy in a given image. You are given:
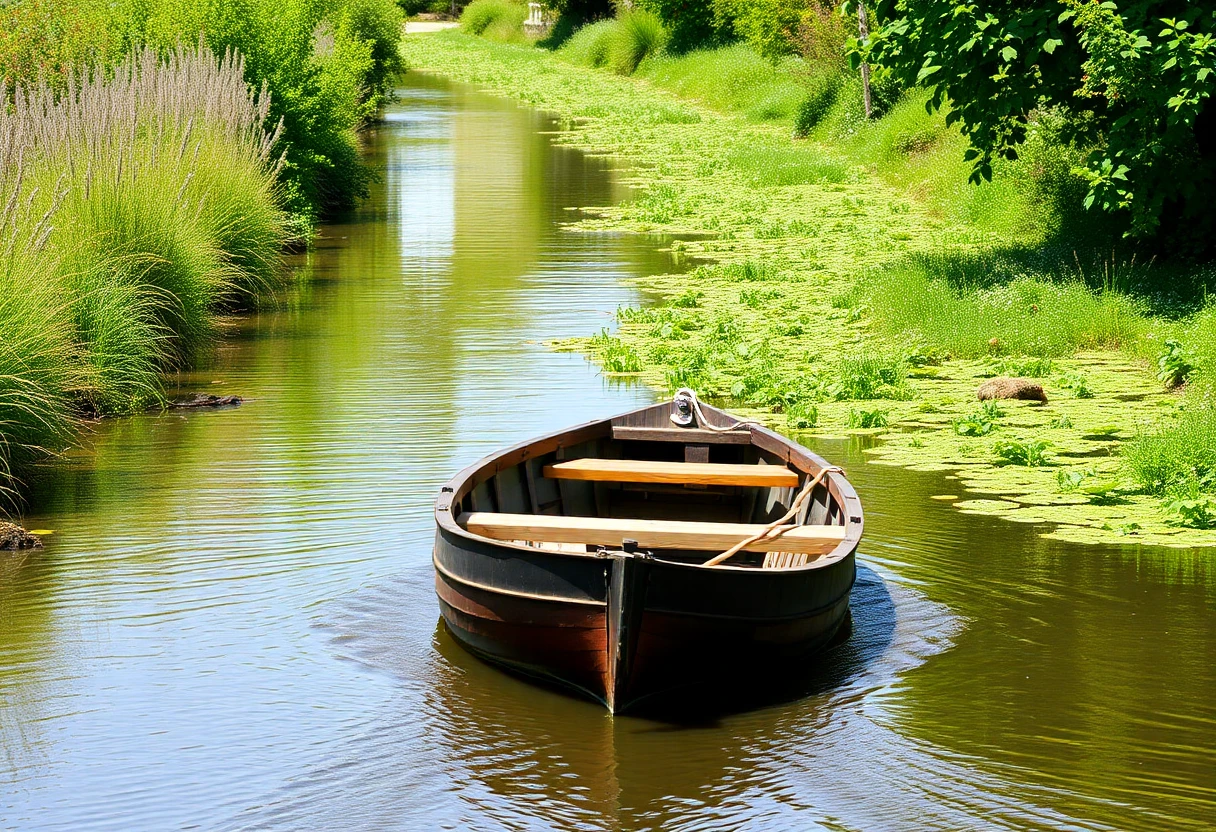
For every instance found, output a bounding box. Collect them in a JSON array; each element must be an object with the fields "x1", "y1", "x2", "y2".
[{"x1": 847, "y1": 0, "x2": 1216, "y2": 245}]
